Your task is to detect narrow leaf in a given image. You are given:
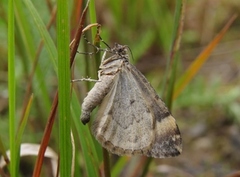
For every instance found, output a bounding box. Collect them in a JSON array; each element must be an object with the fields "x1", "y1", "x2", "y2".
[
  {"x1": 173, "y1": 14, "x2": 237, "y2": 99},
  {"x1": 23, "y1": 0, "x2": 58, "y2": 72},
  {"x1": 8, "y1": 0, "x2": 17, "y2": 175},
  {"x1": 71, "y1": 92, "x2": 100, "y2": 177}
]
